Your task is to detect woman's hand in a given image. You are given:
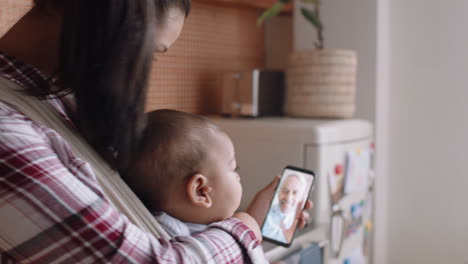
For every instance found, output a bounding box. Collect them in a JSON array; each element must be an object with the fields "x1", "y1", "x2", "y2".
[{"x1": 246, "y1": 176, "x2": 313, "y2": 230}]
